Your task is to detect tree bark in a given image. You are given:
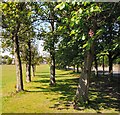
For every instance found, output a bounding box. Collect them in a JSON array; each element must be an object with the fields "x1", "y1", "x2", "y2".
[
  {"x1": 94, "y1": 55, "x2": 98, "y2": 77},
  {"x1": 65, "y1": 66, "x2": 67, "y2": 71},
  {"x1": 108, "y1": 19, "x2": 113, "y2": 77},
  {"x1": 32, "y1": 64, "x2": 36, "y2": 77},
  {"x1": 26, "y1": 40, "x2": 31, "y2": 82},
  {"x1": 73, "y1": 65, "x2": 75, "y2": 72},
  {"x1": 74, "y1": 50, "x2": 94, "y2": 105},
  {"x1": 77, "y1": 65, "x2": 79, "y2": 73},
  {"x1": 50, "y1": 52, "x2": 56, "y2": 86},
  {"x1": 108, "y1": 52, "x2": 113, "y2": 77},
  {"x1": 26, "y1": 64, "x2": 31, "y2": 82},
  {"x1": 102, "y1": 55, "x2": 105, "y2": 75},
  {"x1": 14, "y1": 35, "x2": 23, "y2": 92},
  {"x1": 49, "y1": 5, "x2": 56, "y2": 86}
]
